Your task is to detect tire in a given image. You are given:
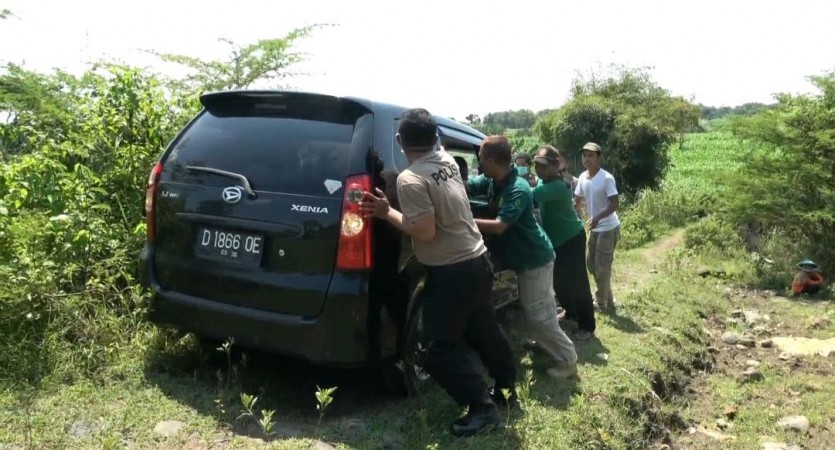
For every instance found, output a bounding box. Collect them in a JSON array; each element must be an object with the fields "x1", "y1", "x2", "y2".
[
  {"x1": 401, "y1": 304, "x2": 435, "y2": 396},
  {"x1": 381, "y1": 304, "x2": 434, "y2": 397}
]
